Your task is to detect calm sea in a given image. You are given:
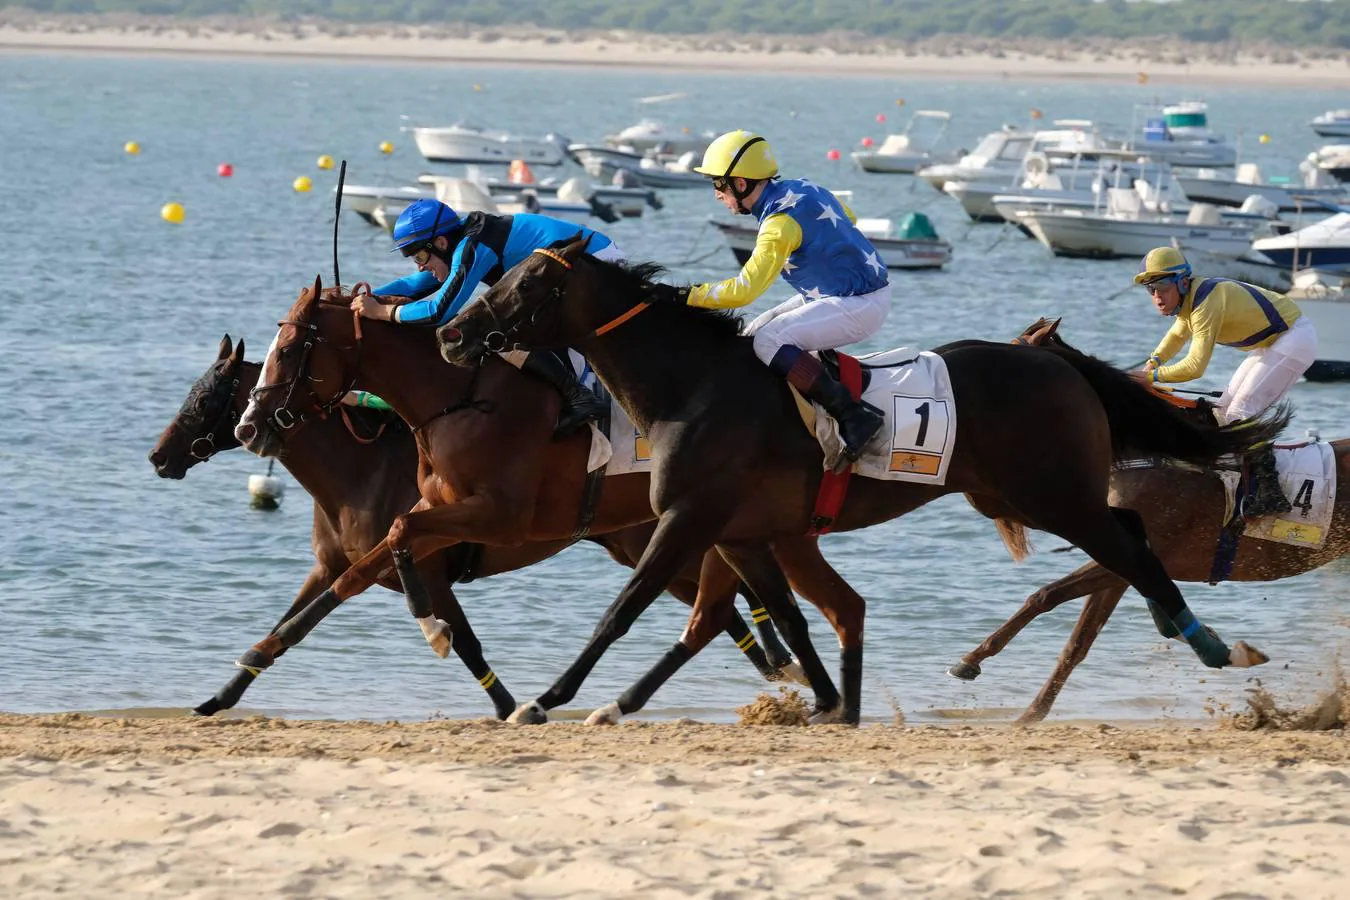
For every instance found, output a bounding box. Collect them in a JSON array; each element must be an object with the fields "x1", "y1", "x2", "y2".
[{"x1": 2, "y1": 52, "x2": 1347, "y2": 724}]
